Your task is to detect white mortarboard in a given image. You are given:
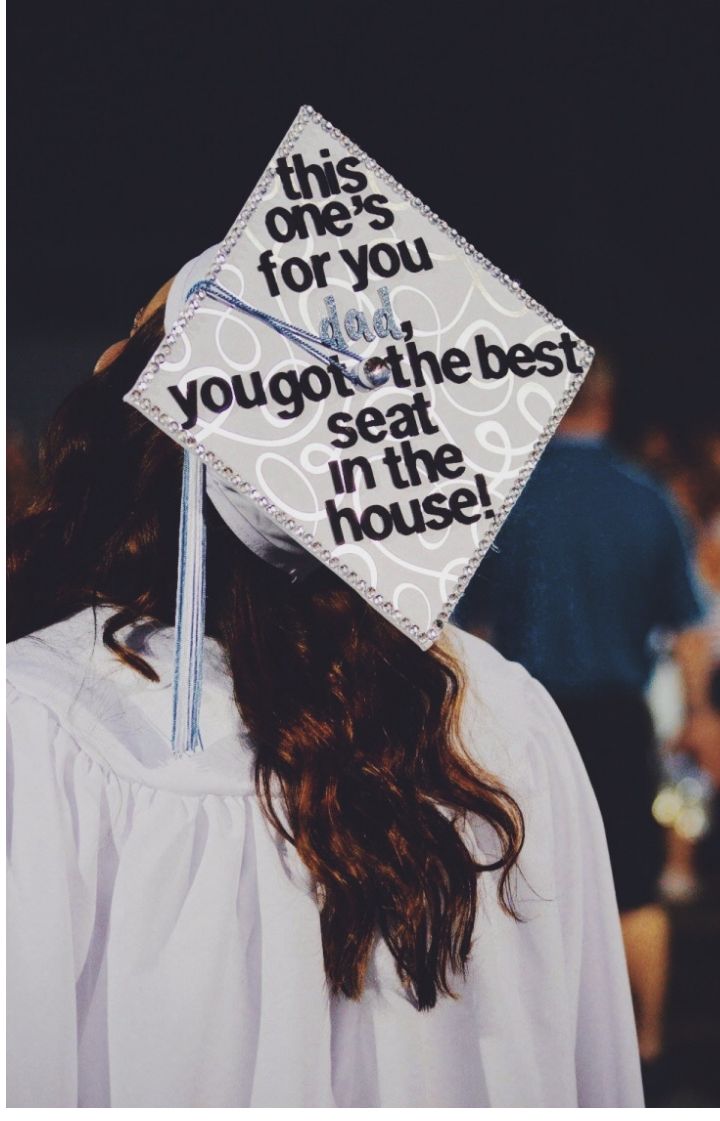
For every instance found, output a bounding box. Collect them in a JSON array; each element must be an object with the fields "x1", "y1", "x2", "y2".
[{"x1": 125, "y1": 105, "x2": 593, "y2": 754}]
